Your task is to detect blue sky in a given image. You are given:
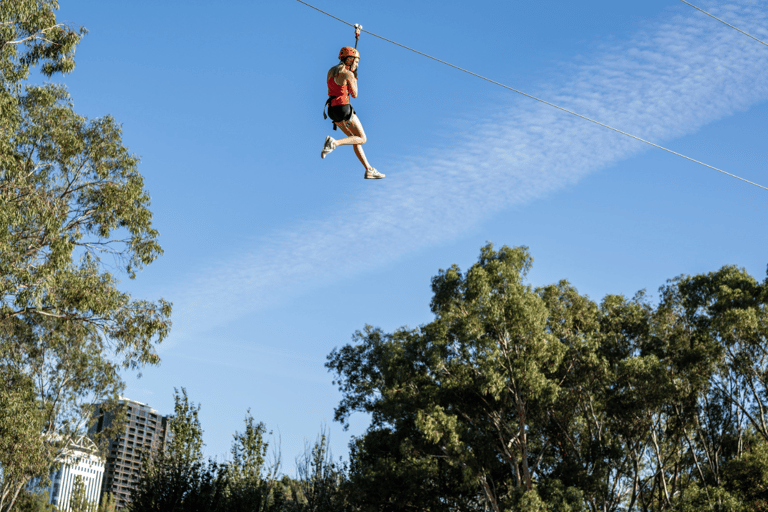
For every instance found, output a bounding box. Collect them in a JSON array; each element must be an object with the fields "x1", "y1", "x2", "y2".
[{"x1": 54, "y1": 0, "x2": 768, "y2": 469}]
